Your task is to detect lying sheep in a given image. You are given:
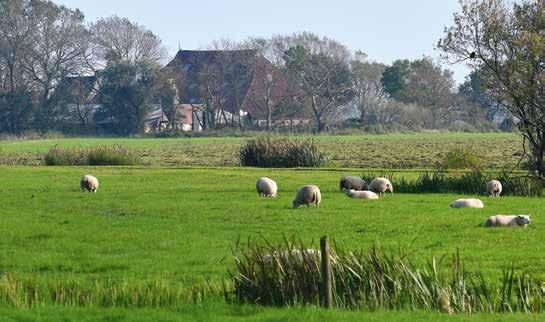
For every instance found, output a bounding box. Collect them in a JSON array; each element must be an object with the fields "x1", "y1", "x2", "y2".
[
  {"x1": 80, "y1": 175, "x2": 99, "y2": 193},
  {"x1": 487, "y1": 180, "x2": 502, "y2": 197},
  {"x1": 293, "y1": 185, "x2": 321, "y2": 208},
  {"x1": 484, "y1": 215, "x2": 531, "y2": 228},
  {"x1": 449, "y1": 198, "x2": 484, "y2": 208},
  {"x1": 263, "y1": 249, "x2": 320, "y2": 265},
  {"x1": 256, "y1": 177, "x2": 278, "y2": 198},
  {"x1": 368, "y1": 177, "x2": 393, "y2": 196},
  {"x1": 346, "y1": 189, "x2": 379, "y2": 200},
  {"x1": 263, "y1": 248, "x2": 337, "y2": 265},
  {"x1": 339, "y1": 176, "x2": 367, "y2": 191}
]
